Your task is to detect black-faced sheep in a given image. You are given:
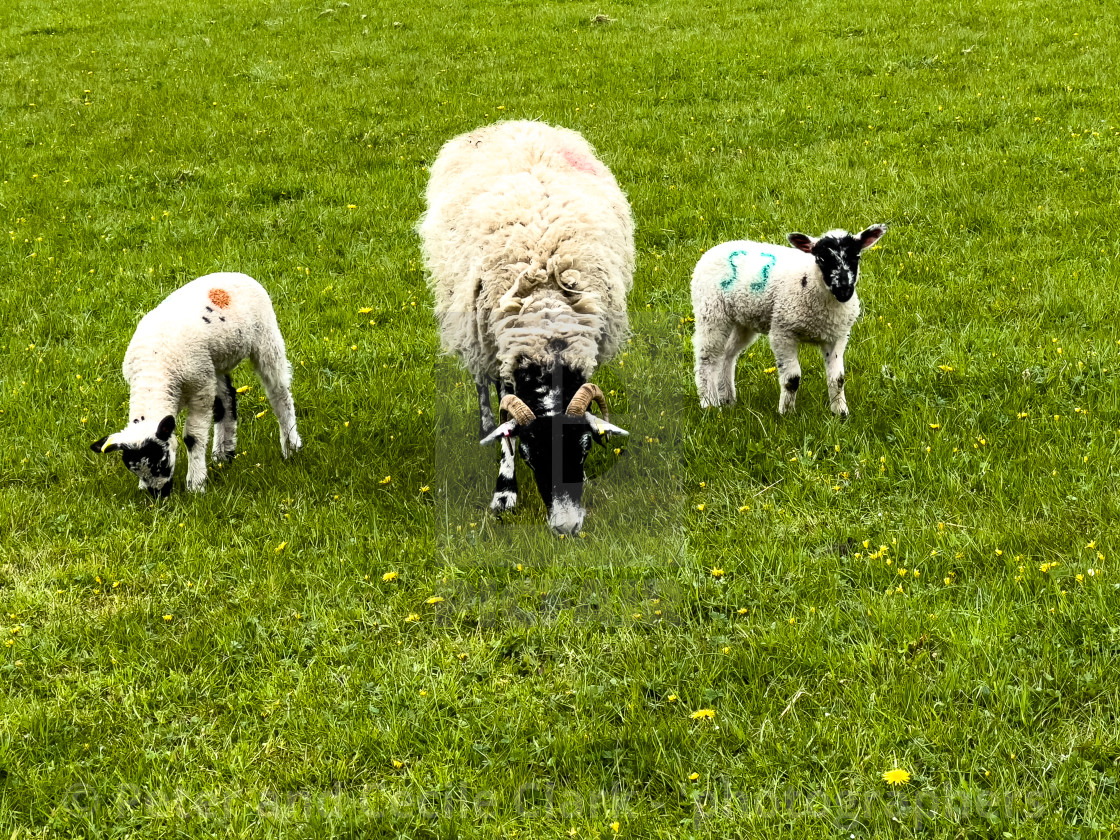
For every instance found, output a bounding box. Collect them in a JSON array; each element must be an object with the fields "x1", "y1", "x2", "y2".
[
  {"x1": 692, "y1": 225, "x2": 887, "y2": 417},
  {"x1": 91, "y1": 272, "x2": 301, "y2": 496},
  {"x1": 419, "y1": 120, "x2": 632, "y2": 535}
]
